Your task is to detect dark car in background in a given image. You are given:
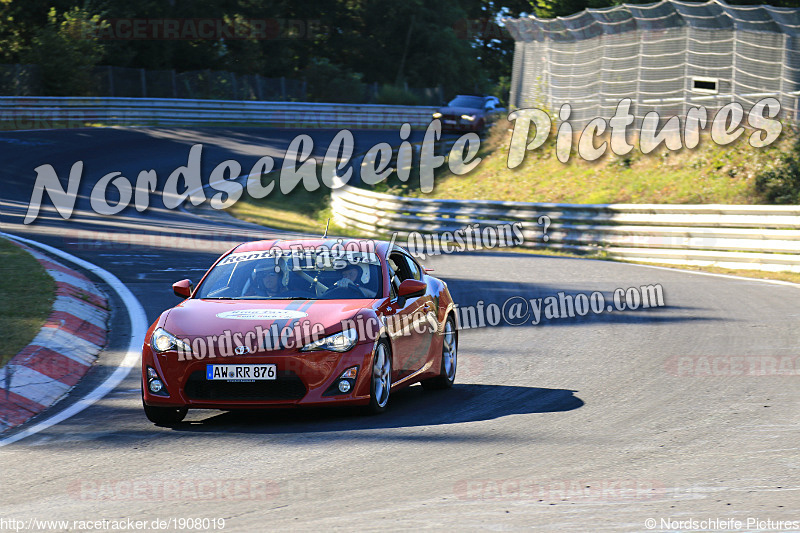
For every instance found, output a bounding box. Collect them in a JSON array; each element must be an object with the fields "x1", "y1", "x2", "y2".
[{"x1": 433, "y1": 95, "x2": 506, "y2": 133}]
